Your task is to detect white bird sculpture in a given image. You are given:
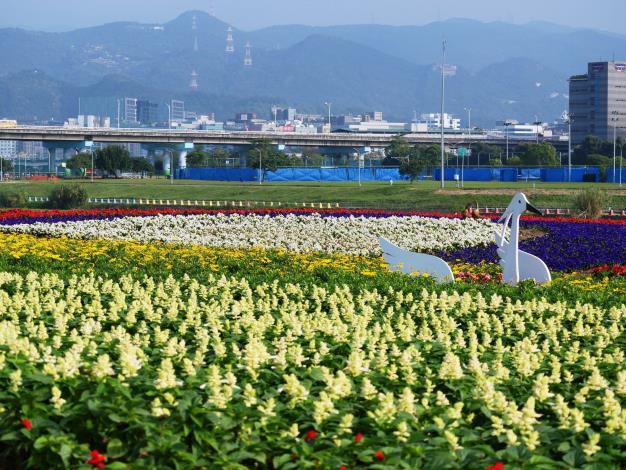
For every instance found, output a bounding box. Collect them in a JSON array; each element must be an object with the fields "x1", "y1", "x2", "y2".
[
  {"x1": 379, "y1": 237, "x2": 455, "y2": 284},
  {"x1": 496, "y1": 192, "x2": 551, "y2": 286}
]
